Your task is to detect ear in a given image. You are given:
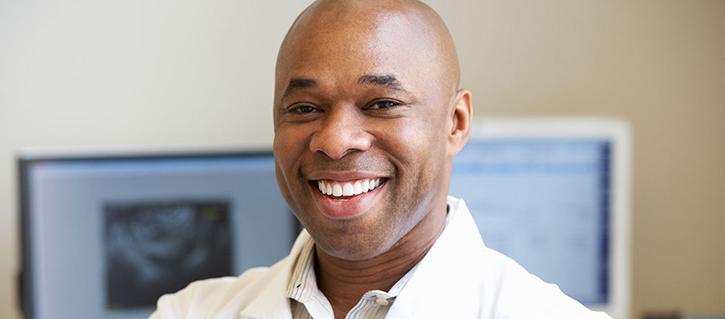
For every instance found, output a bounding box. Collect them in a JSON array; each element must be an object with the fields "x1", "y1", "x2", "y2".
[{"x1": 446, "y1": 89, "x2": 472, "y2": 157}]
